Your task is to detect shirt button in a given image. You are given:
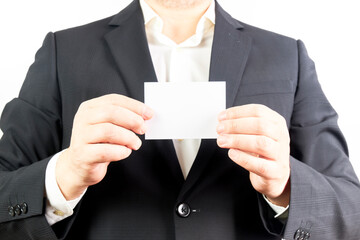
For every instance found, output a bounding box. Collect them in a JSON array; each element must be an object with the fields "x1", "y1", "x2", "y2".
[
  {"x1": 177, "y1": 203, "x2": 191, "y2": 218},
  {"x1": 53, "y1": 209, "x2": 65, "y2": 216},
  {"x1": 8, "y1": 206, "x2": 15, "y2": 217}
]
